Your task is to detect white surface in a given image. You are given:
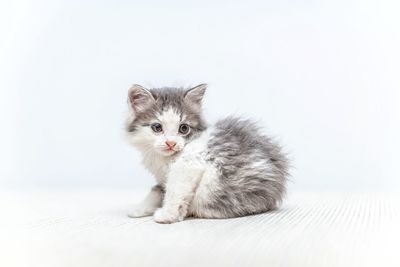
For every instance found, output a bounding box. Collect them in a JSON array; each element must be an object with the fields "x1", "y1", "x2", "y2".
[
  {"x1": 2, "y1": 189, "x2": 399, "y2": 267},
  {"x1": 1, "y1": 0, "x2": 400, "y2": 191}
]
